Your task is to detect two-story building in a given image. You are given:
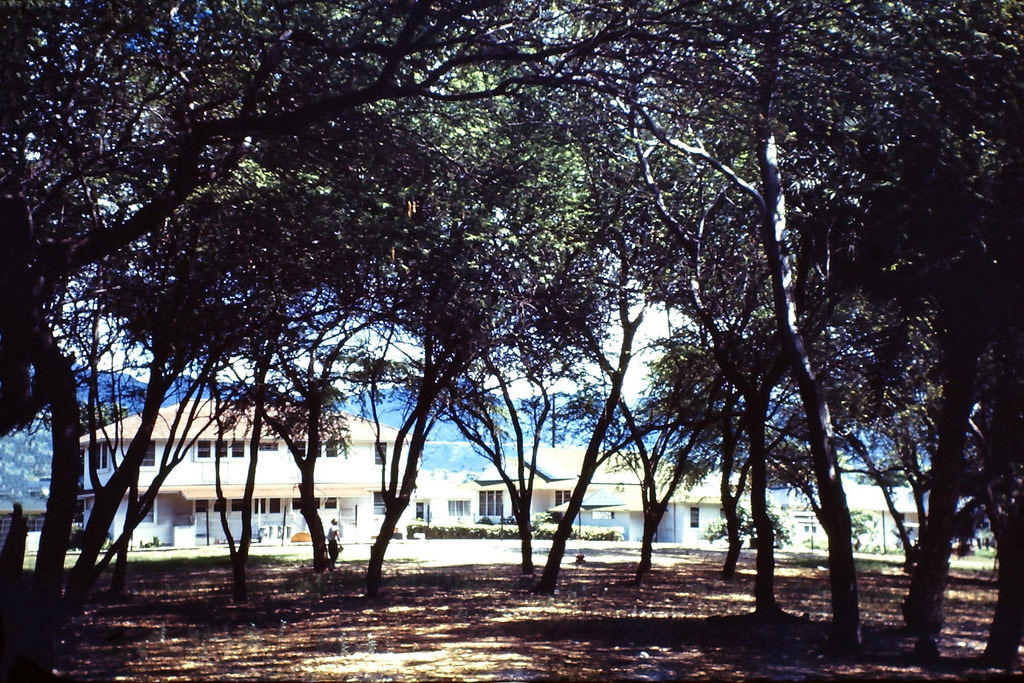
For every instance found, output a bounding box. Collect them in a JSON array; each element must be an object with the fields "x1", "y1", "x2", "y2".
[{"x1": 79, "y1": 400, "x2": 406, "y2": 548}]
